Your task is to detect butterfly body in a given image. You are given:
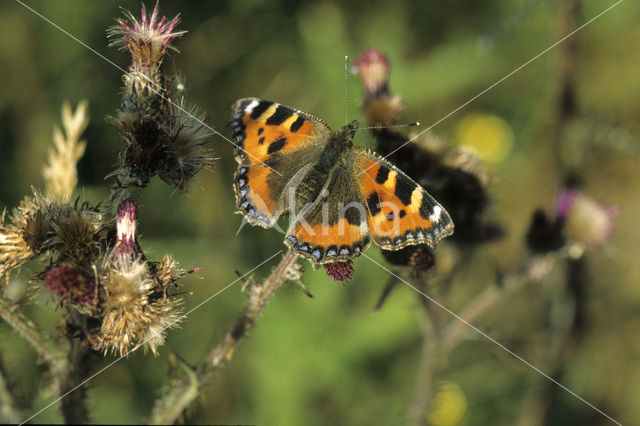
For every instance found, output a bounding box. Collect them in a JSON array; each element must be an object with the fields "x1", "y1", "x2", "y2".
[{"x1": 229, "y1": 98, "x2": 453, "y2": 268}]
